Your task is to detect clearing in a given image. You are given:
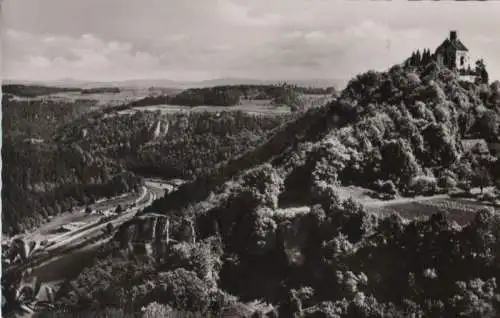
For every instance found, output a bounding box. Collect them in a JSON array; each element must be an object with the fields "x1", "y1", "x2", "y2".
[{"x1": 278, "y1": 185, "x2": 498, "y2": 224}]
